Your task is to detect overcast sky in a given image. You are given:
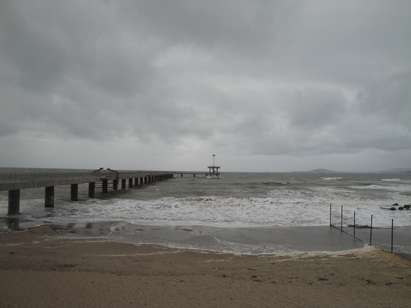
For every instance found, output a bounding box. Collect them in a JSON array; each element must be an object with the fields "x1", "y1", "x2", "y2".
[{"x1": 0, "y1": 0, "x2": 410, "y2": 172}]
